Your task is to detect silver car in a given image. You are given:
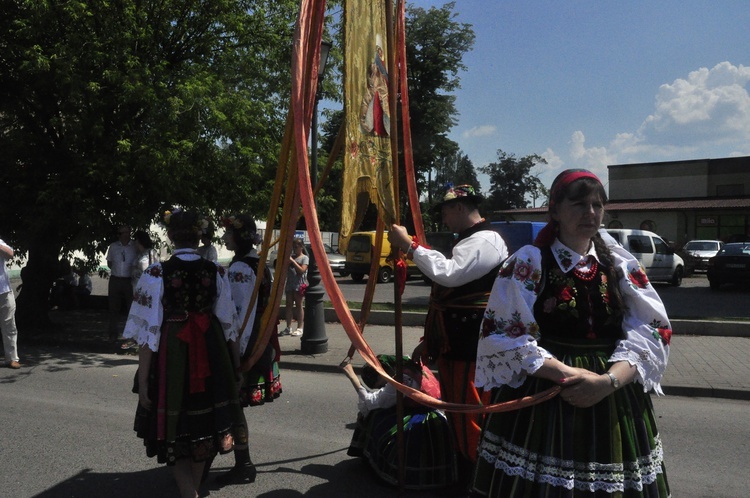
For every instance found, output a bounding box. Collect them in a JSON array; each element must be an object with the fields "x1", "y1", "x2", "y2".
[{"x1": 683, "y1": 240, "x2": 723, "y2": 271}]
